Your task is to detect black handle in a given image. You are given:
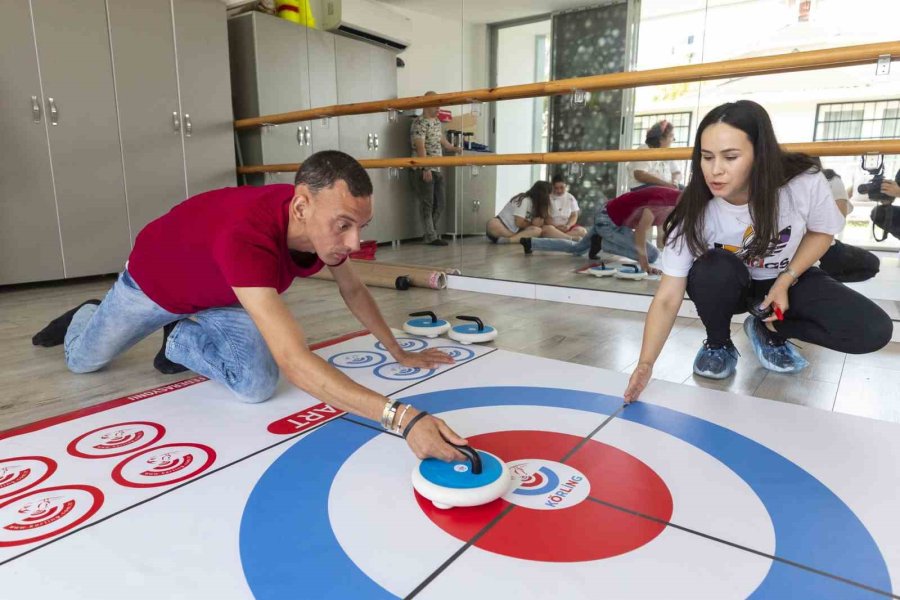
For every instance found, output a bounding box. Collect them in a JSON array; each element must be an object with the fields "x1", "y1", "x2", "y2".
[
  {"x1": 456, "y1": 315, "x2": 484, "y2": 331},
  {"x1": 409, "y1": 311, "x2": 438, "y2": 323},
  {"x1": 450, "y1": 443, "x2": 482, "y2": 475},
  {"x1": 394, "y1": 276, "x2": 411, "y2": 291}
]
